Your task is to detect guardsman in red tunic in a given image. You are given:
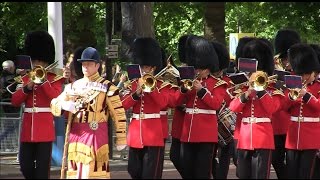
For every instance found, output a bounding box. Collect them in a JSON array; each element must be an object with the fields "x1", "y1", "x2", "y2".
[
  {"x1": 229, "y1": 39, "x2": 279, "y2": 179},
  {"x1": 121, "y1": 37, "x2": 168, "y2": 179},
  {"x1": 211, "y1": 40, "x2": 238, "y2": 179},
  {"x1": 169, "y1": 34, "x2": 191, "y2": 177},
  {"x1": 10, "y1": 31, "x2": 66, "y2": 179},
  {"x1": 283, "y1": 43, "x2": 320, "y2": 179},
  {"x1": 310, "y1": 43, "x2": 320, "y2": 179},
  {"x1": 233, "y1": 37, "x2": 256, "y2": 175},
  {"x1": 175, "y1": 36, "x2": 228, "y2": 179},
  {"x1": 270, "y1": 29, "x2": 301, "y2": 179}
]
